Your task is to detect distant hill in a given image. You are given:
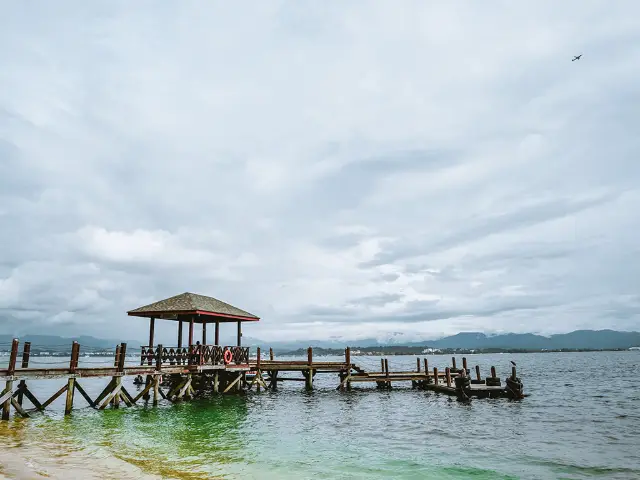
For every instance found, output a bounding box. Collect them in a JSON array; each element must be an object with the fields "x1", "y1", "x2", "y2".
[
  {"x1": 423, "y1": 330, "x2": 640, "y2": 350},
  {"x1": 0, "y1": 334, "x2": 142, "y2": 352},
  {"x1": 251, "y1": 330, "x2": 640, "y2": 353},
  {"x1": 2, "y1": 330, "x2": 639, "y2": 353}
]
